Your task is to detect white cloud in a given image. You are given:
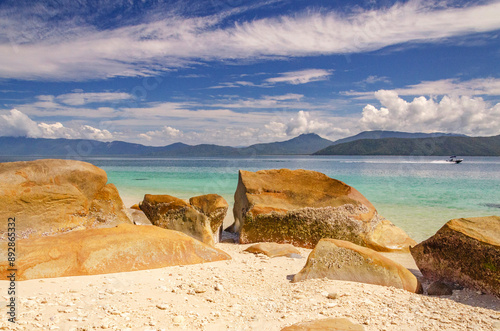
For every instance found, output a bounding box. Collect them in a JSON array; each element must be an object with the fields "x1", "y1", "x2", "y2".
[
  {"x1": 0, "y1": 109, "x2": 114, "y2": 140},
  {"x1": 360, "y1": 90, "x2": 500, "y2": 136},
  {"x1": 0, "y1": 109, "x2": 42, "y2": 137},
  {"x1": 1, "y1": 1, "x2": 500, "y2": 80},
  {"x1": 56, "y1": 92, "x2": 132, "y2": 106},
  {"x1": 344, "y1": 78, "x2": 500, "y2": 99},
  {"x1": 140, "y1": 126, "x2": 183, "y2": 142},
  {"x1": 265, "y1": 69, "x2": 333, "y2": 85},
  {"x1": 266, "y1": 110, "x2": 351, "y2": 138}
]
